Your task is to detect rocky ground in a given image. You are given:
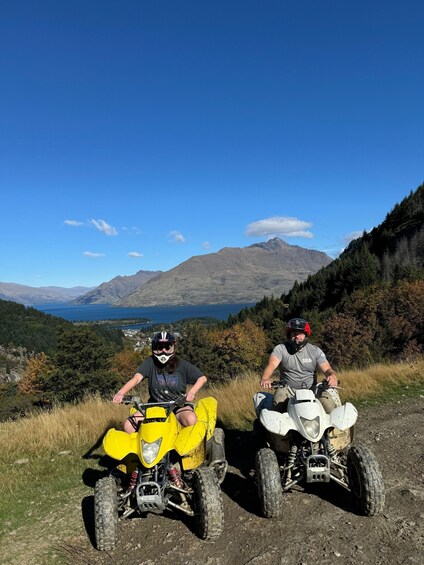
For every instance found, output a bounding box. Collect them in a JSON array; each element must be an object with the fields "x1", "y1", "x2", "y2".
[
  {"x1": 61, "y1": 394, "x2": 424, "y2": 565},
  {"x1": 2, "y1": 395, "x2": 423, "y2": 565}
]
